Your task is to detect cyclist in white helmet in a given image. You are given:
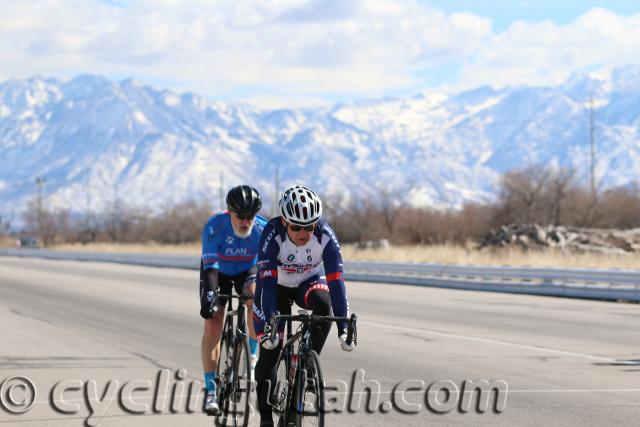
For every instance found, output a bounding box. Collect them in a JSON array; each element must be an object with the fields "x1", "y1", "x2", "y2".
[{"x1": 253, "y1": 184, "x2": 355, "y2": 427}]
